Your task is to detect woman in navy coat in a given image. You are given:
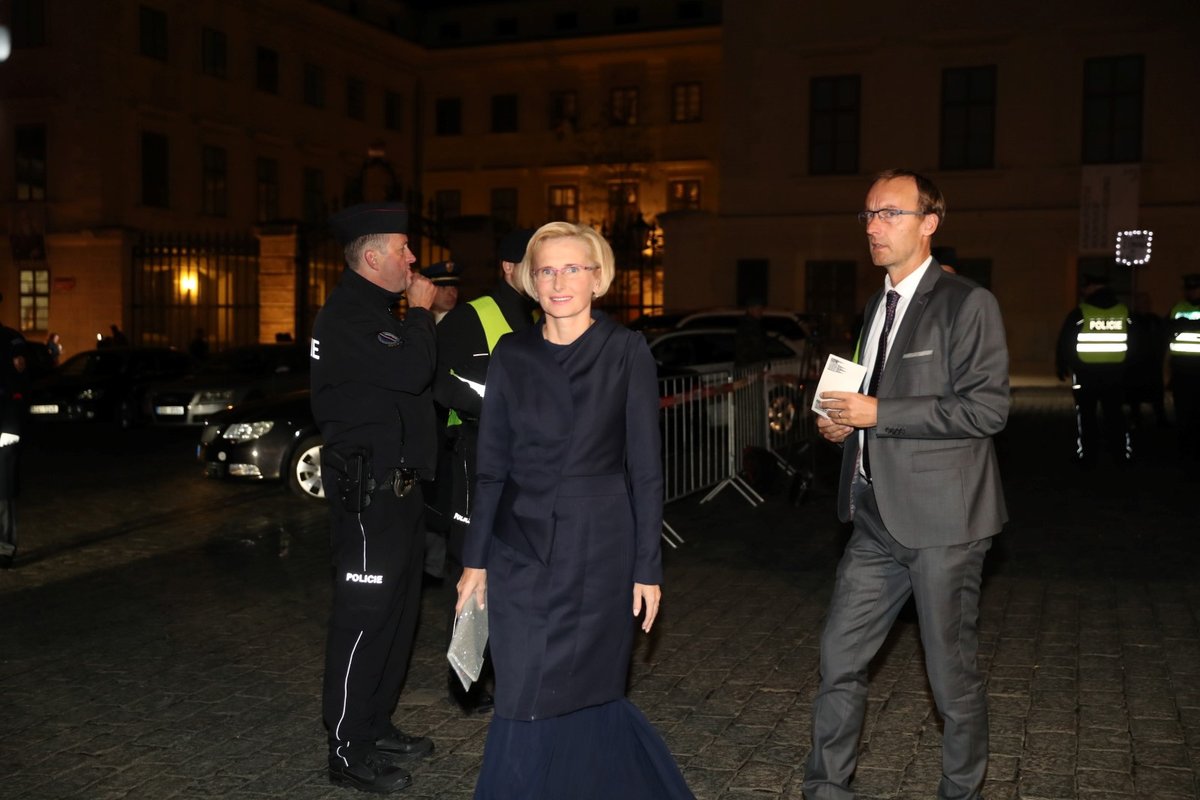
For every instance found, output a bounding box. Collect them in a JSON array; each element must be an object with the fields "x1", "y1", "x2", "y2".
[{"x1": 456, "y1": 222, "x2": 692, "y2": 799}]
